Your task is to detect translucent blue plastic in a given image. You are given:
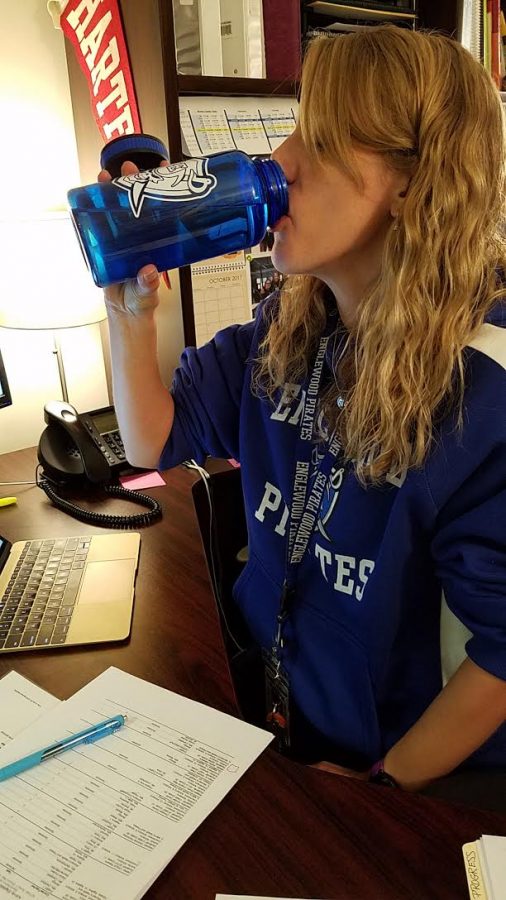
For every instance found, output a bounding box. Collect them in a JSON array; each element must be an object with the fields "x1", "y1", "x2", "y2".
[{"x1": 67, "y1": 150, "x2": 288, "y2": 287}]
